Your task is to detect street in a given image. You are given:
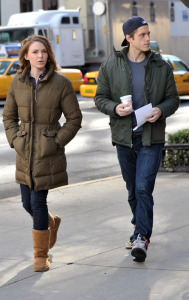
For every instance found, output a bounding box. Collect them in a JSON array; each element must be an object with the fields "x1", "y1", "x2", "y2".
[{"x1": 0, "y1": 94, "x2": 189, "y2": 200}]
